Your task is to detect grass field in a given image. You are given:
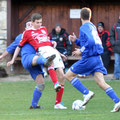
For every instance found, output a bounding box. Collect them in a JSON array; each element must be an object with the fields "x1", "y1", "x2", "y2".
[{"x1": 0, "y1": 79, "x2": 120, "y2": 120}]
